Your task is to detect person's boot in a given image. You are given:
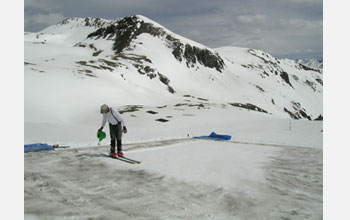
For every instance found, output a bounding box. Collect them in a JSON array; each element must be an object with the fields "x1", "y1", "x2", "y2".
[
  {"x1": 117, "y1": 151, "x2": 124, "y2": 157},
  {"x1": 109, "y1": 152, "x2": 117, "y2": 157}
]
